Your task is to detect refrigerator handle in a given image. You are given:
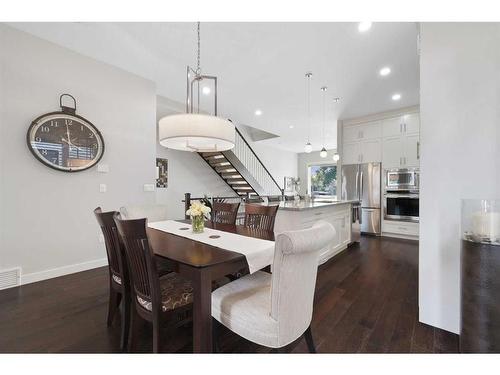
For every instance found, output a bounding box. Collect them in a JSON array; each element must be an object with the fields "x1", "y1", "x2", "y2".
[
  {"x1": 355, "y1": 170, "x2": 359, "y2": 200},
  {"x1": 360, "y1": 171, "x2": 364, "y2": 201}
]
